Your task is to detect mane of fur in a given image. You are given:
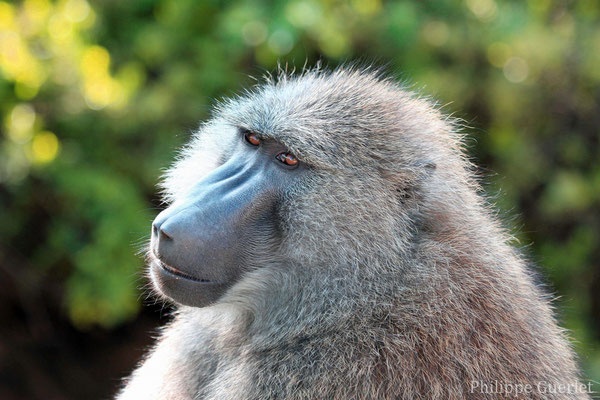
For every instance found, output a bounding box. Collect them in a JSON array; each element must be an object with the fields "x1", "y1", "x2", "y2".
[{"x1": 120, "y1": 67, "x2": 588, "y2": 400}]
